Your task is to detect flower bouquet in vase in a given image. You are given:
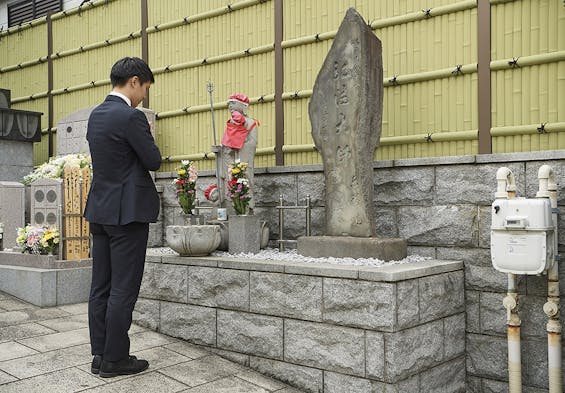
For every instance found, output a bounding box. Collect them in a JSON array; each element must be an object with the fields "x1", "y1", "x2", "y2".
[
  {"x1": 16, "y1": 224, "x2": 60, "y2": 255},
  {"x1": 173, "y1": 160, "x2": 198, "y2": 224},
  {"x1": 227, "y1": 161, "x2": 251, "y2": 215}
]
